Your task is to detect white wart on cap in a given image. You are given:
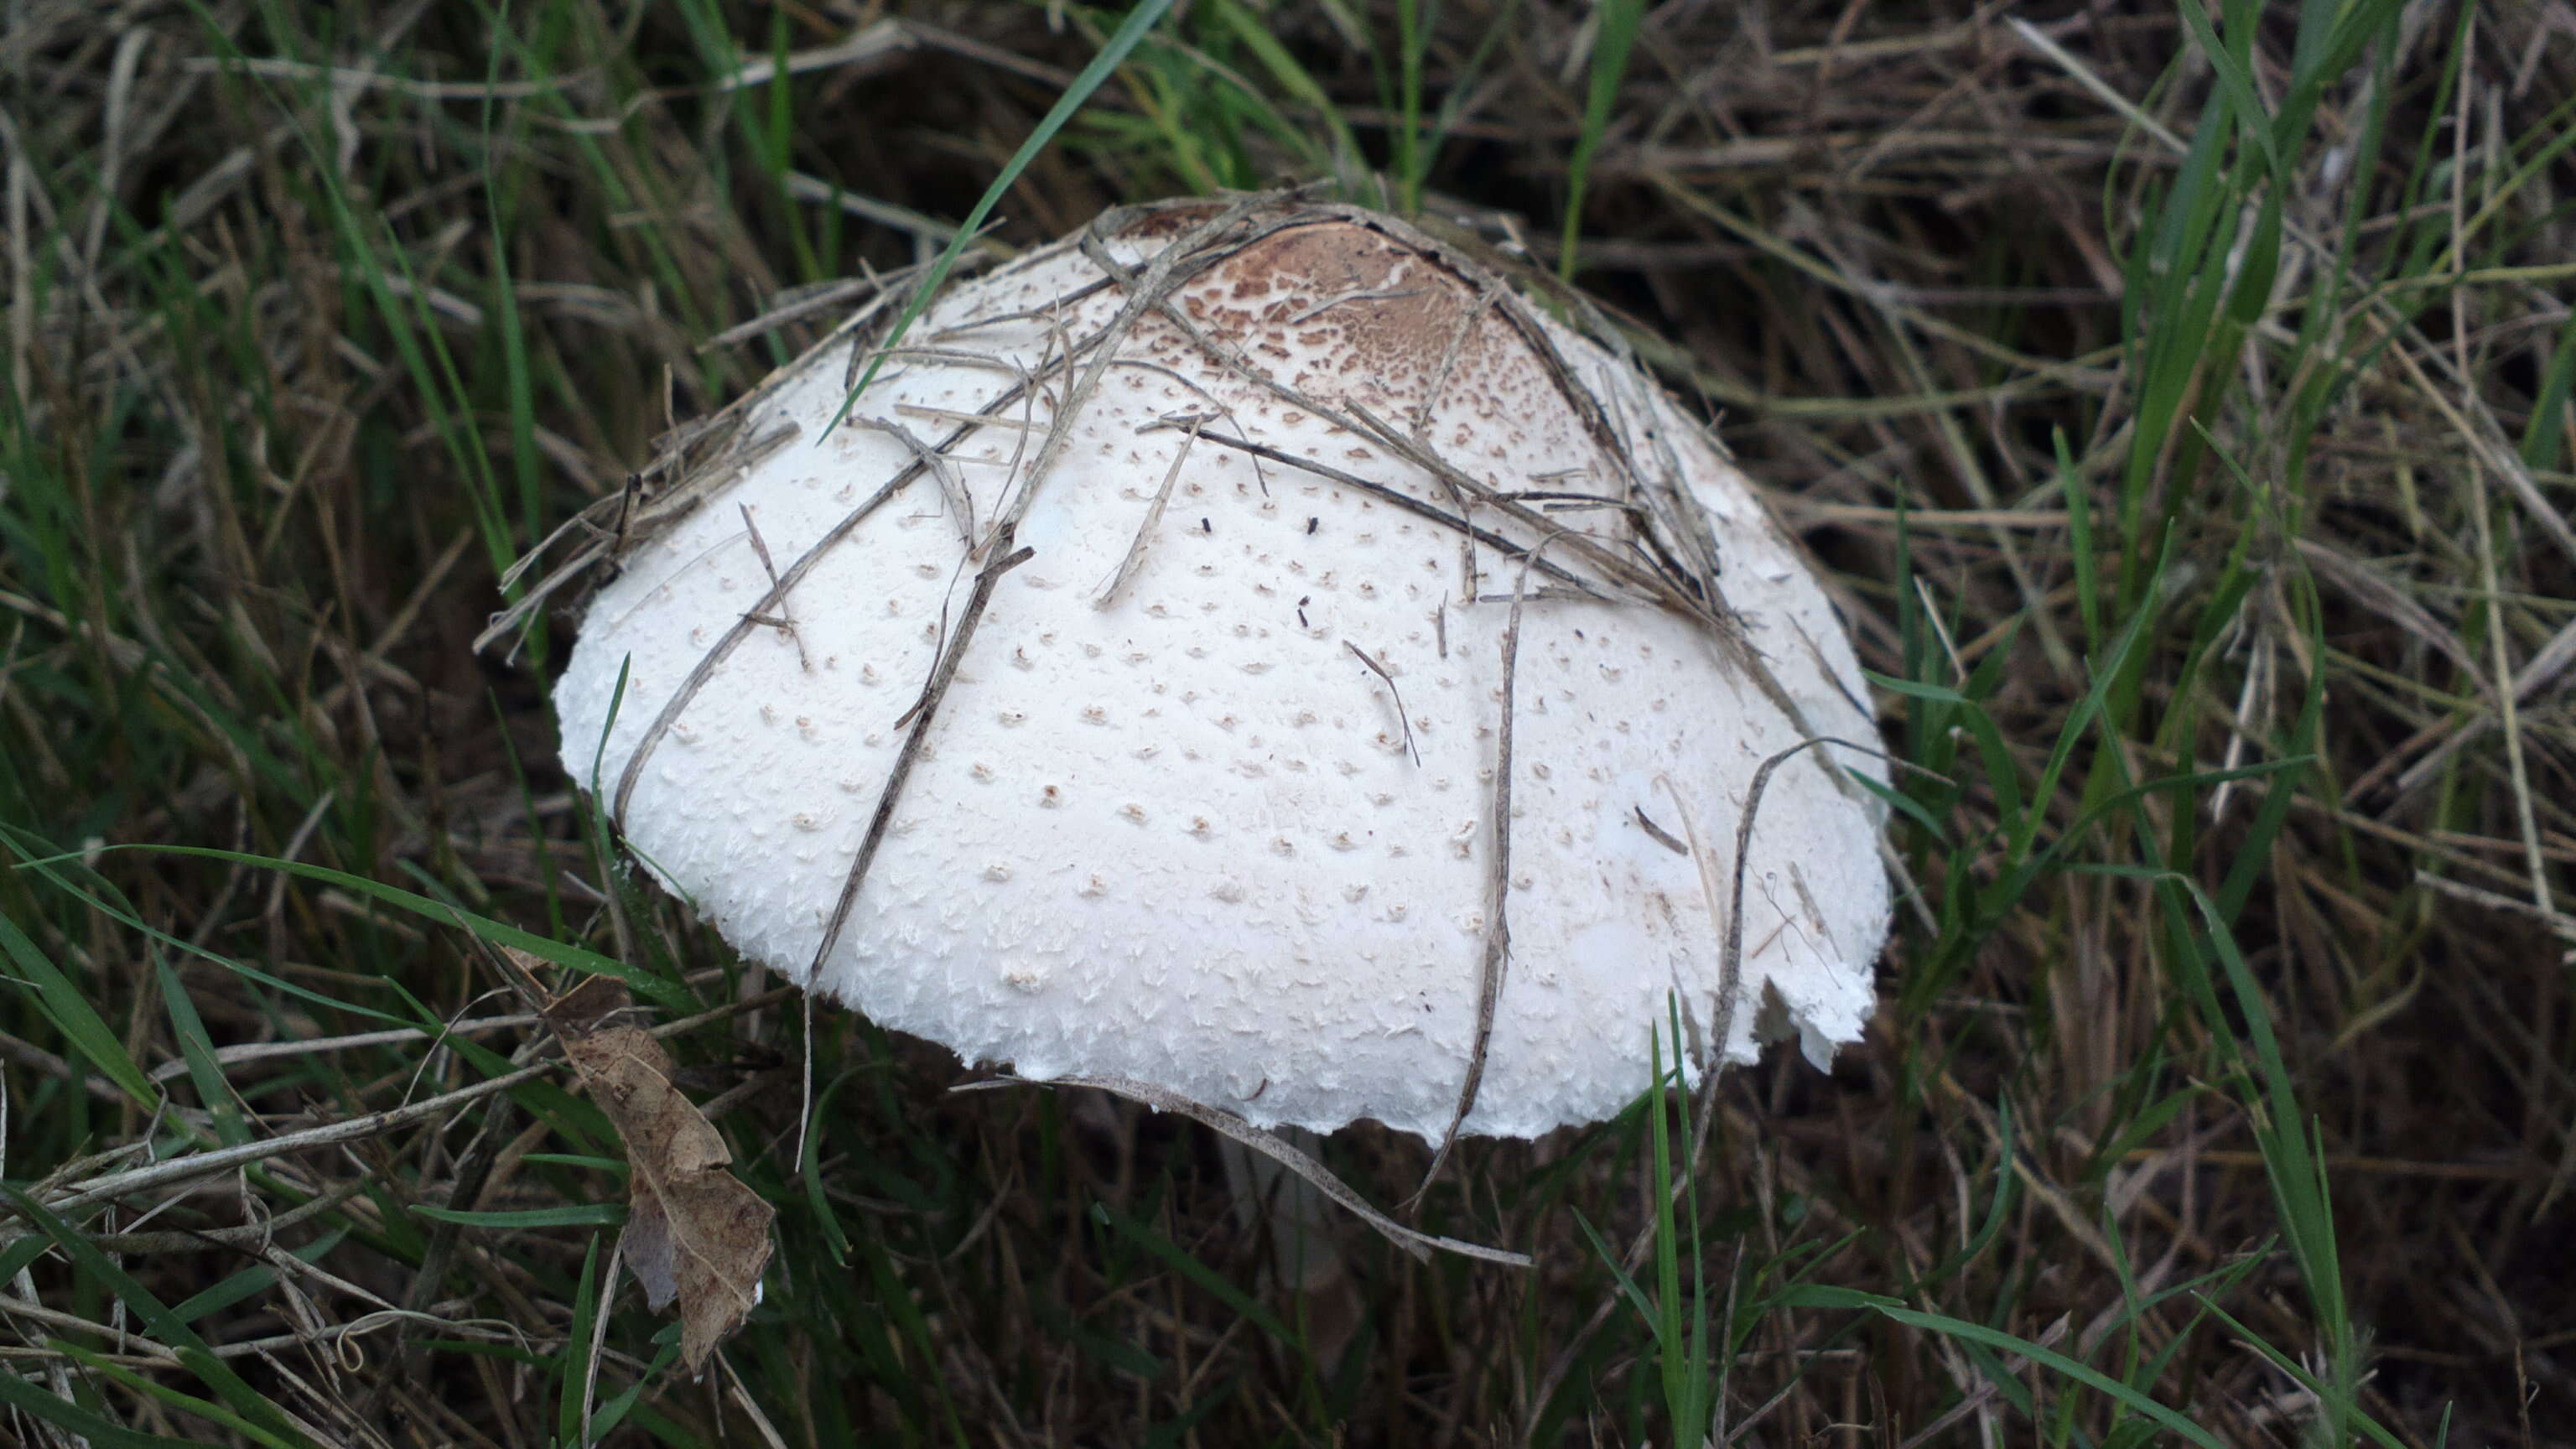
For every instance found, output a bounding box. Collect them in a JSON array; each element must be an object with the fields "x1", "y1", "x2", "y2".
[{"x1": 551, "y1": 195, "x2": 1891, "y2": 1142}]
